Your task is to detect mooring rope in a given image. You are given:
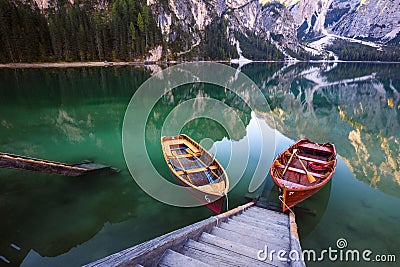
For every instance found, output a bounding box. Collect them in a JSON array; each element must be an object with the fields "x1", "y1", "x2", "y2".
[
  {"x1": 225, "y1": 193, "x2": 229, "y2": 212},
  {"x1": 278, "y1": 195, "x2": 295, "y2": 215}
]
